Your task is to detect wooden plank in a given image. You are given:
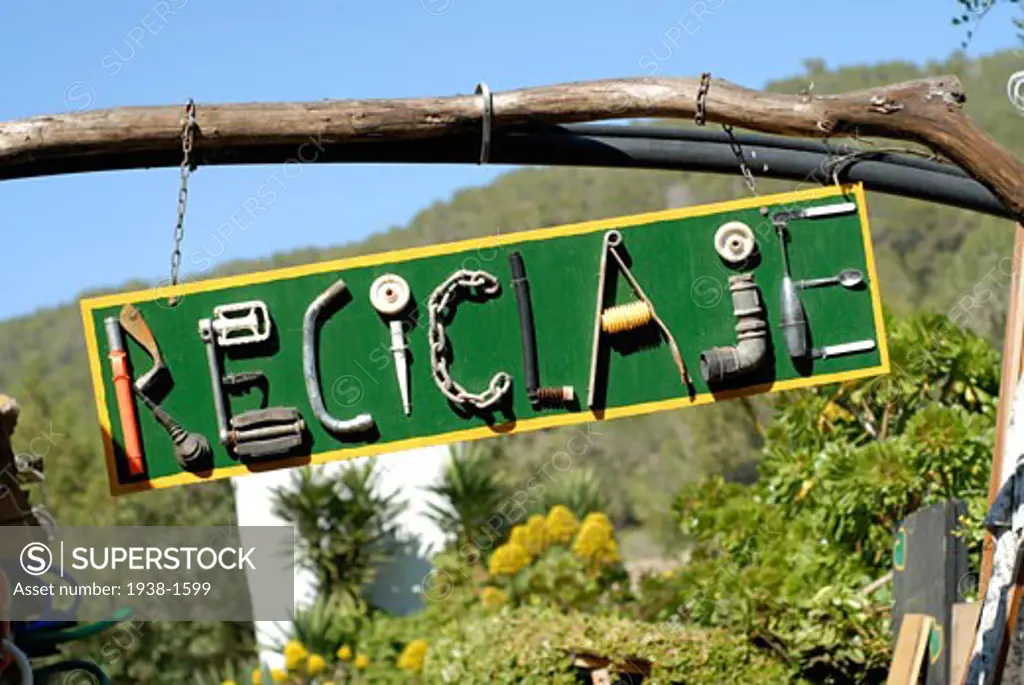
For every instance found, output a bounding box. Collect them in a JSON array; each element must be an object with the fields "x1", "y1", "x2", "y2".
[
  {"x1": 889, "y1": 614, "x2": 935, "y2": 685},
  {"x1": 1, "y1": 76, "x2": 1023, "y2": 217},
  {"x1": 951, "y1": 603, "x2": 981, "y2": 684}
]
